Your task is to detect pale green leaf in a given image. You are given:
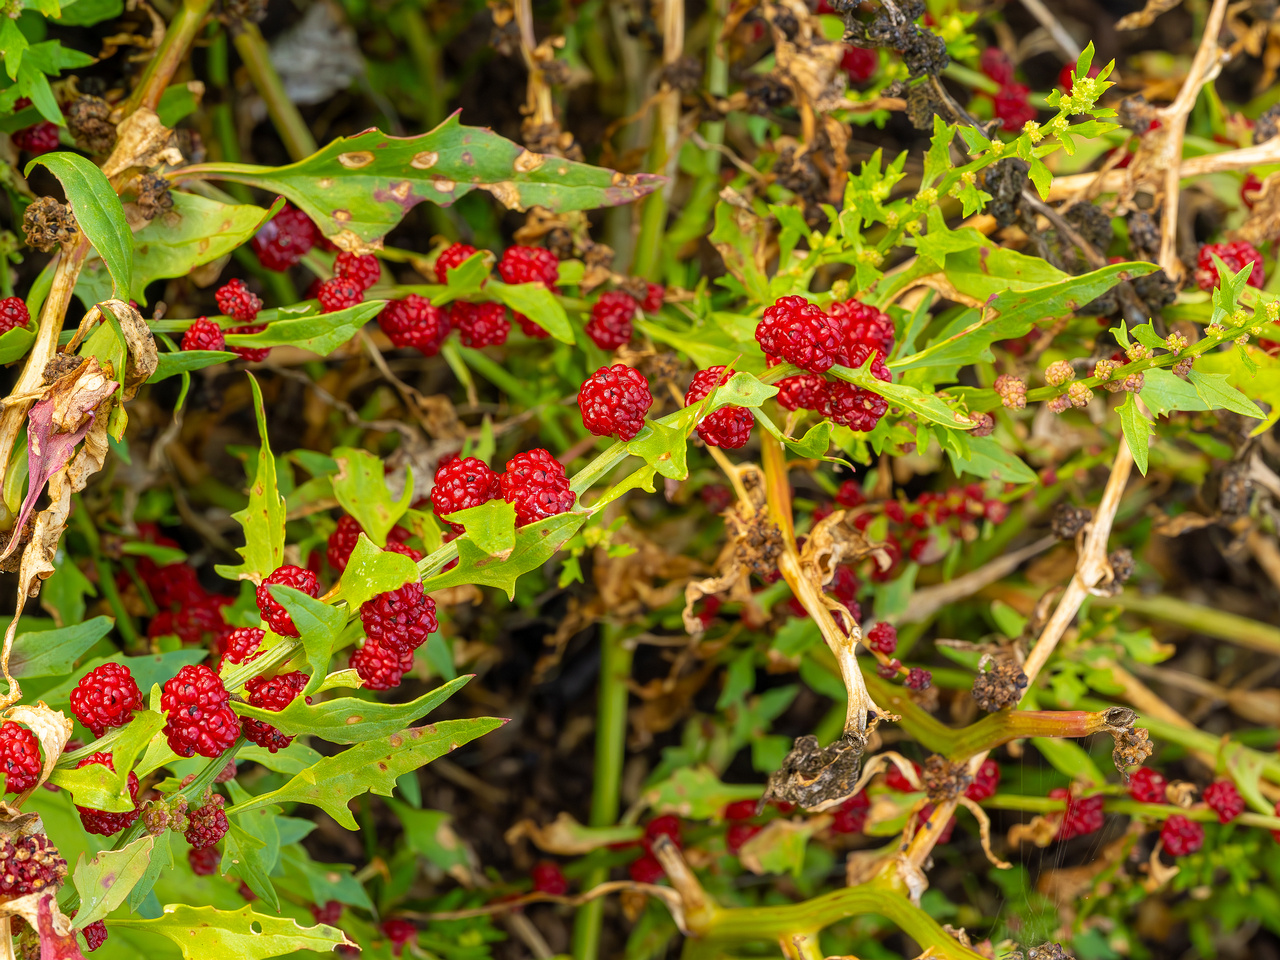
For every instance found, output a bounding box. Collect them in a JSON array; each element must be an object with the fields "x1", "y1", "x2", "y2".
[{"x1": 111, "y1": 904, "x2": 351, "y2": 958}]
